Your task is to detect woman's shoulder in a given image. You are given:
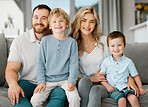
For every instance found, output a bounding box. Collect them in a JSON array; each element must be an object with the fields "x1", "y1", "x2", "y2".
[{"x1": 99, "y1": 35, "x2": 107, "y2": 43}]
